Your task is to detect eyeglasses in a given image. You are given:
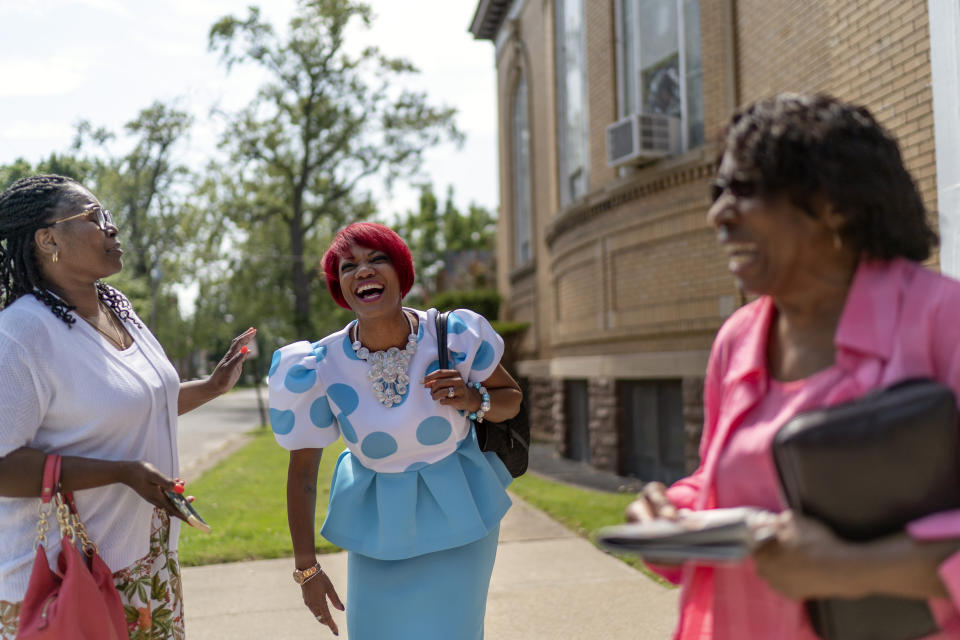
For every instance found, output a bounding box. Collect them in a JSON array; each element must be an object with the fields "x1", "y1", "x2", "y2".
[
  {"x1": 49, "y1": 207, "x2": 115, "y2": 231},
  {"x1": 710, "y1": 178, "x2": 759, "y2": 203}
]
